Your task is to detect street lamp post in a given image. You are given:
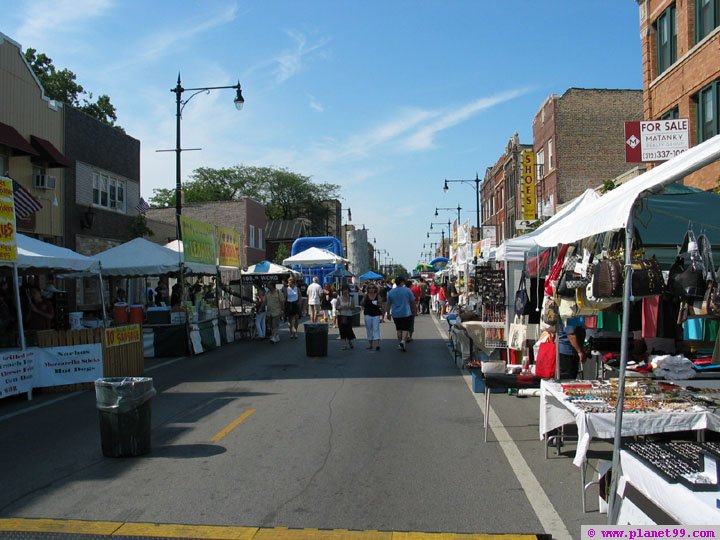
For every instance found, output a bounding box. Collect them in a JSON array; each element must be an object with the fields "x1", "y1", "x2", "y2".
[
  {"x1": 435, "y1": 204, "x2": 462, "y2": 225},
  {"x1": 443, "y1": 173, "x2": 481, "y2": 240},
  {"x1": 427, "y1": 230, "x2": 445, "y2": 257},
  {"x1": 170, "y1": 73, "x2": 244, "y2": 240}
]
